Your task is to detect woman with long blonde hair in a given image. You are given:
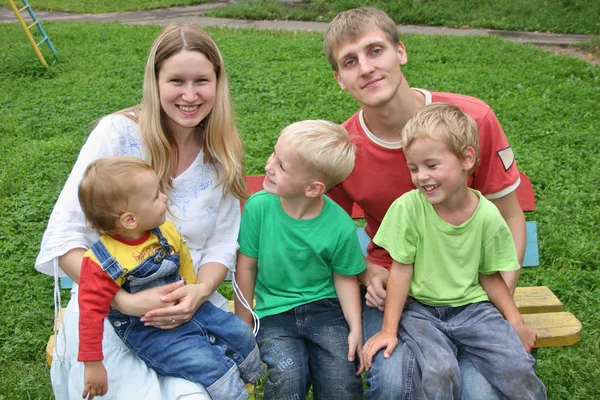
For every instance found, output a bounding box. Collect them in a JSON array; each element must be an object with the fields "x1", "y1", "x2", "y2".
[{"x1": 36, "y1": 24, "x2": 247, "y2": 399}]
